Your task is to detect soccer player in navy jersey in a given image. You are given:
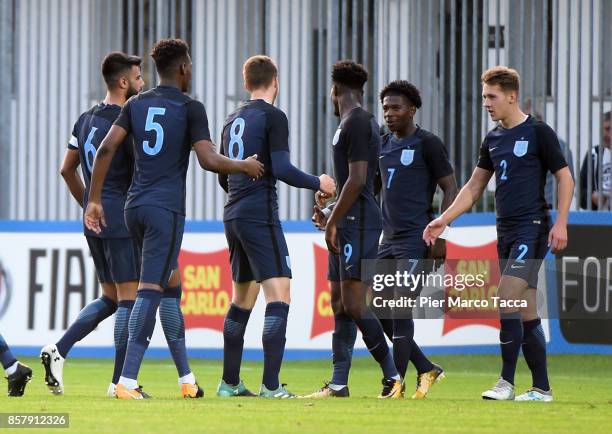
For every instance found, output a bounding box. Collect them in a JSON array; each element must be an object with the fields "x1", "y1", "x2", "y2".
[
  {"x1": 309, "y1": 80, "x2": 458, "y2": 399},
  {"x1": 84, "y1": 39, "x2": 264, "y2": 400},
  {"x1": 424, "y1": 66, "x2": 574, "y2": 401},
  {"x1": 1, "y1": 333, "x2": 31, "y2": 396},
  {"x1": 41, "y1": 52, "x2": 144, "y2": 397},
  {"x1": 215, "y1": 55, "x2": 335, "y2": 398},
  {"x1": 307, "y1": 60, "x2": 402, "y2": 399},
  {"x1": 49, "y1": 52, "x2": 207, "y2": 398},
  {"x1": 376, "y1": 80, "x2": 458, "y2": 399}
]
